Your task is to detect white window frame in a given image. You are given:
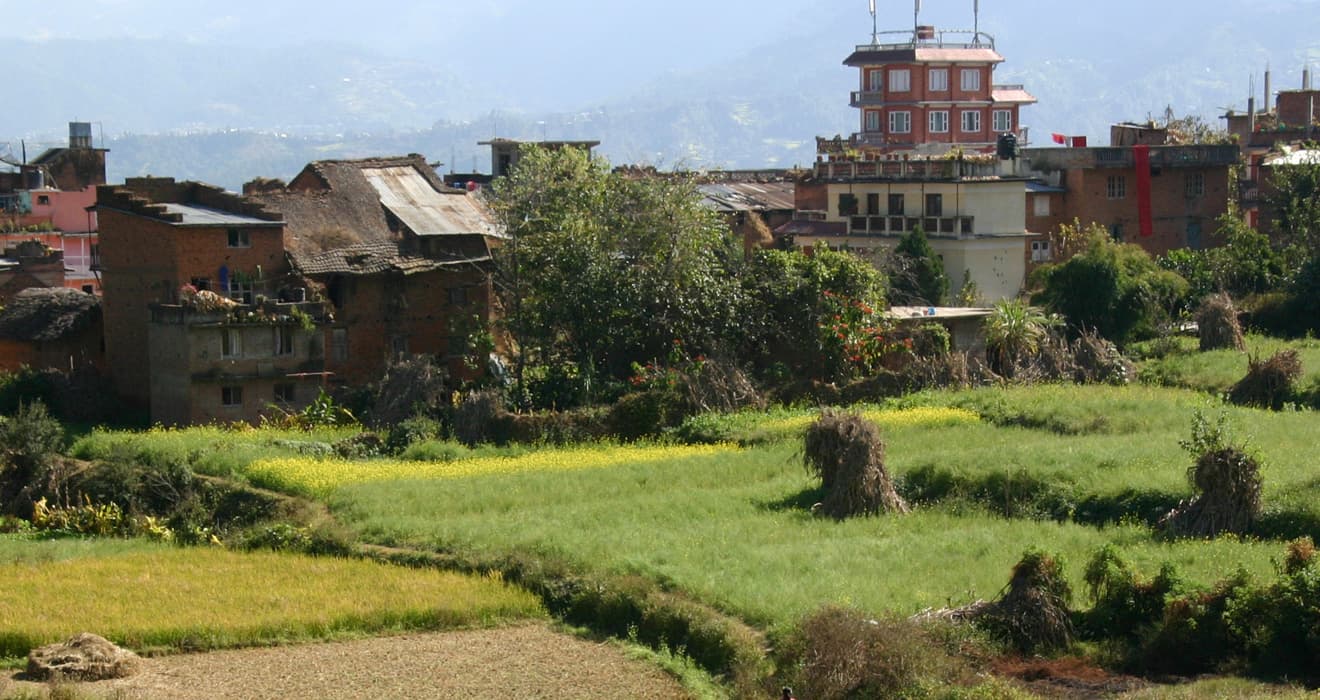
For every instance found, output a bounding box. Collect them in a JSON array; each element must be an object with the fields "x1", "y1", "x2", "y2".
[
  {"x1": 888, "y1": 111, "x2": 912, "y2": 134},
  {"x1": 1107, "y1": 175, "x2": 1127, "y2": 200},
  {"x1": 929, "y1": 110, "x2": 949, "y2": 133},
  {"x1": 1033, "y1": 194, "x2": 1051, "y2": 217},
  {"x1": 222, "y1": 328, "x2": 242, "y2": 359},
  {"x1": 961, "y1": 110, "x2": 982, "y2": 133},
  {"x1": 928, "y1": 68, "x2": 949, "y2": 92},
  {"x1": 227, "y1": 228, "x2": 250, "y2": 249},
  {"x1": 865, "y1": 110, "x2": 881, "y2": 132},
  {"x1": 868, "y1": 70, "x2": 884, "y2": 92},
  {"x1": 1031, "y1": 240, "x2": 1053, "y2": 263},
  {"x1": 960, "y1": 68, "x2": 981, "y2": 92},
  {"x1": 888, "y1": 69, "x2": 911, "y2": 92},
  {"x1": 993, "y1": 109, "x2": 1013, "y2": 133}
]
